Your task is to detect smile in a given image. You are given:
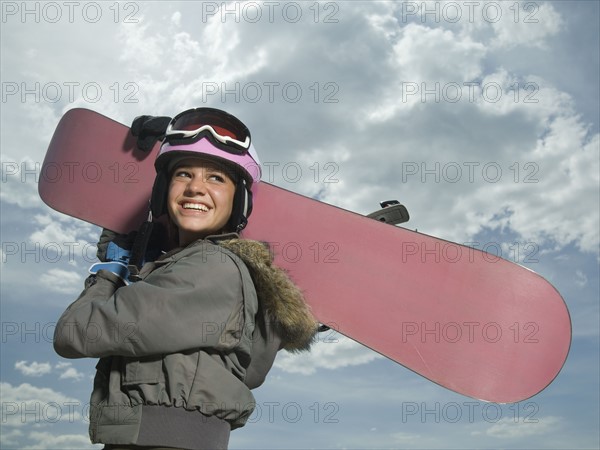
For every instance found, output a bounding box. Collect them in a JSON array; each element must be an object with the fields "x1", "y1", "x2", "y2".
[{"x1": 182, "y1": 202, "x2": 210, "y2": 212}]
